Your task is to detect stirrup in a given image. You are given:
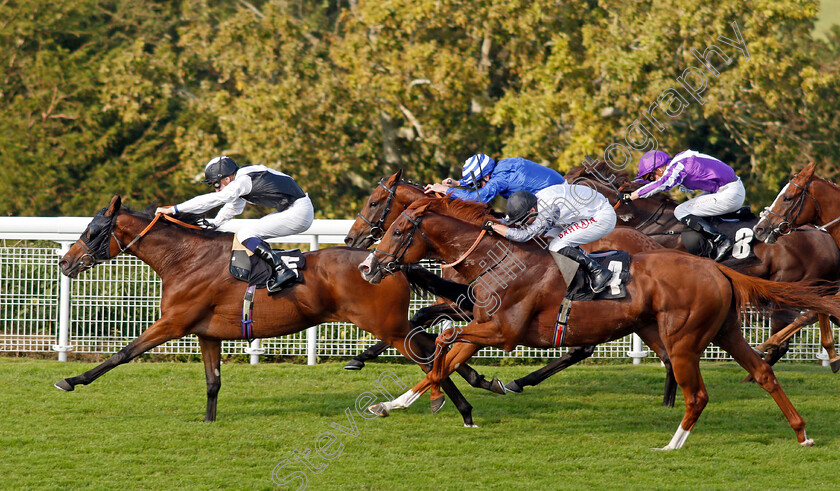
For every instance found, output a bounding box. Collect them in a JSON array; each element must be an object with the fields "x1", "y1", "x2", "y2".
[
  {"x1": 589, "y1": 270, "x2": 613, "y2": 294},
  {"x1": 713, "y1": 239, "x2": 733, "y2": 262}
]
